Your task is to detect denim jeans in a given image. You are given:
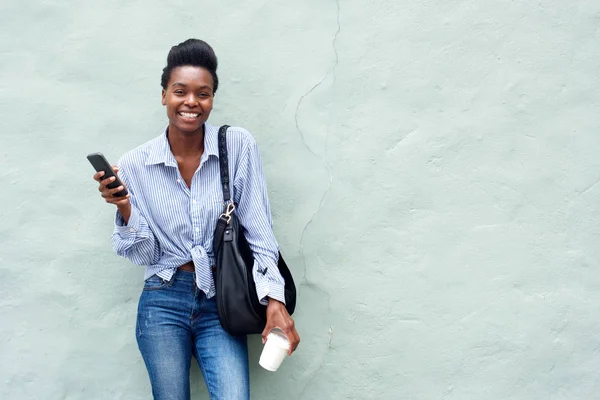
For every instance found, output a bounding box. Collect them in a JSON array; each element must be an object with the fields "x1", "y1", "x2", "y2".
[{"x1": 136, "y1": 270, "x2": 249, "y2": 400}]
